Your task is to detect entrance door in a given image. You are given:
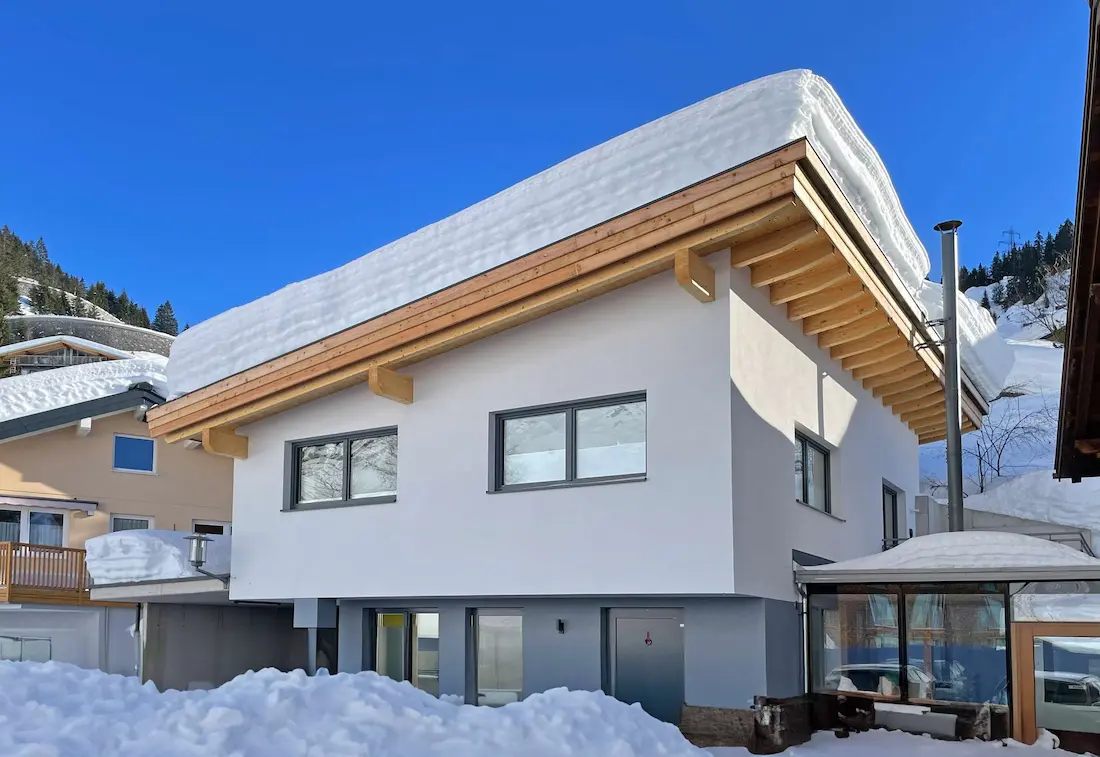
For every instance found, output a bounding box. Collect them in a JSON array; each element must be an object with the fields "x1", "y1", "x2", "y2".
[
  {"x1": 608, "y1": 608, "x2": 684, "y2": 724},
  {"x1": 882, "y1": 485, "x2": 899, "y2": 548},
  {"x1": 1014, "y1": 623, "x2": 1100, "y2": 753},
  {"x1": 373, "y1": 612, "x2": 440, "y2": 696}
]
